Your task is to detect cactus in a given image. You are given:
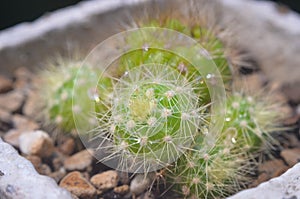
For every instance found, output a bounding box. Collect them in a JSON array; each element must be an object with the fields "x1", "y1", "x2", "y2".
[
  {"x1": 166, "y1": 90, "x2": 284, "y2": 198},
  {"x1": 38, "y1": 16, "x2": 286, "y2": 199},
  {"x1": 72, "y1": 23, "x2": 227, "y2": 174},
  {"x1": 38, "y1": 59, "x2": 105, "y2": 133}
]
